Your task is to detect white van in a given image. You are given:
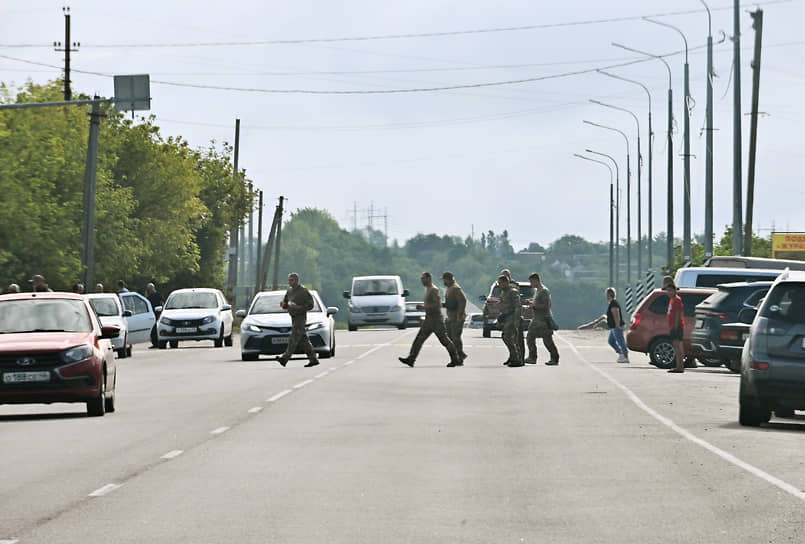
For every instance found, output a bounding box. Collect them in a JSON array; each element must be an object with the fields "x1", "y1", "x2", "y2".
[
  {"x1": 343, "y1": 275, "x2": 409, "y2": 331},
  {"x1": 674, "y1": 267, "x2": 783, "y2": 288}
]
